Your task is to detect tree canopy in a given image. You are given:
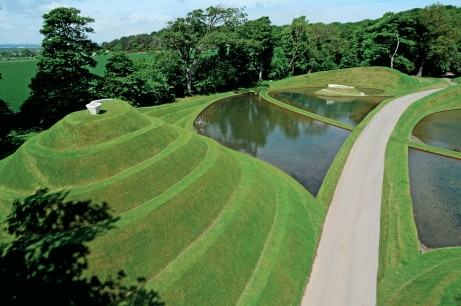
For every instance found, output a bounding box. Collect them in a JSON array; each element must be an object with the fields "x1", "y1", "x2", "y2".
[{"x1": 20, "y1": 7, "x2": 99, "y2": 128}]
